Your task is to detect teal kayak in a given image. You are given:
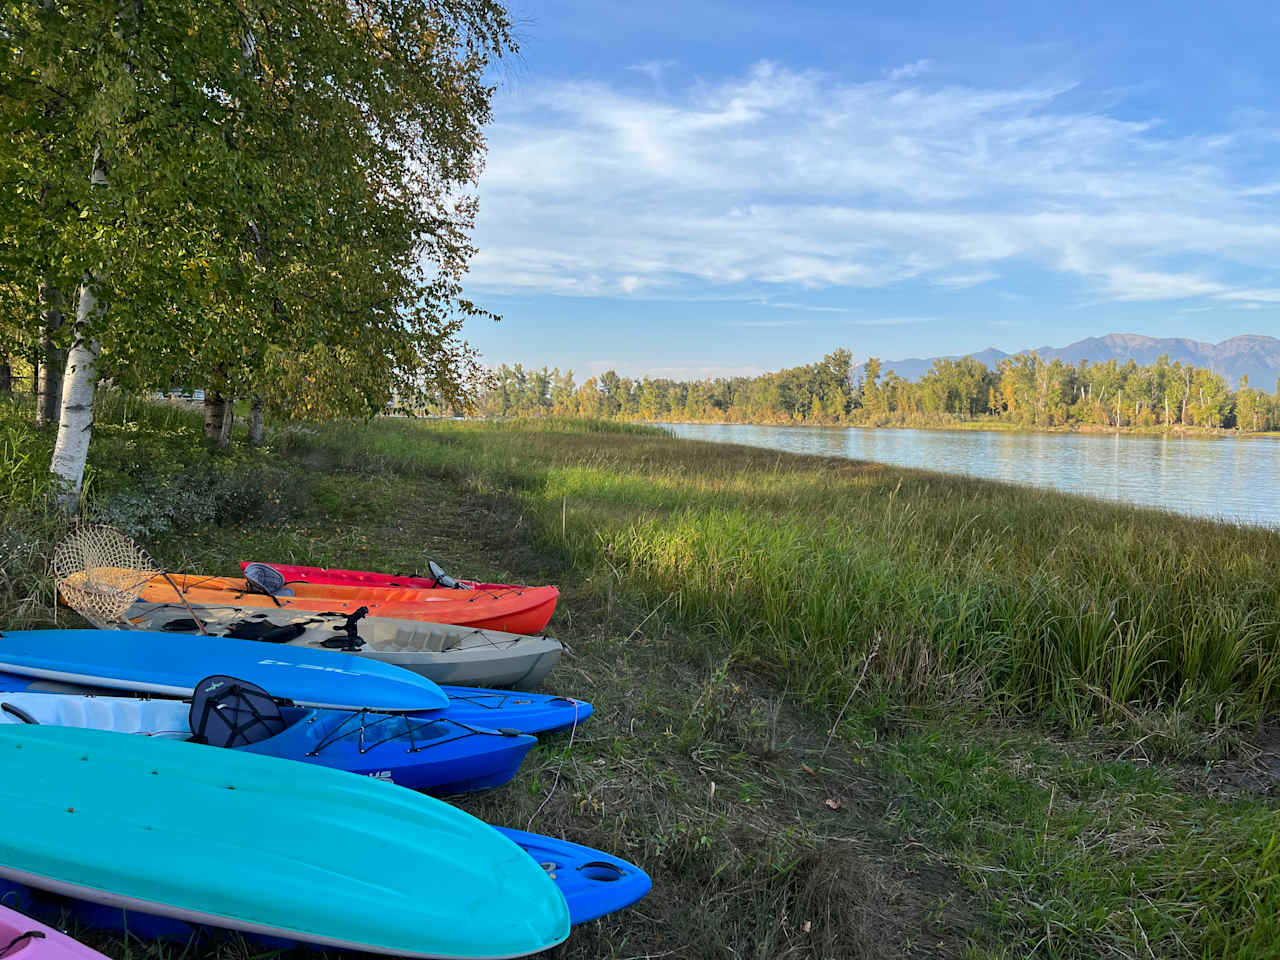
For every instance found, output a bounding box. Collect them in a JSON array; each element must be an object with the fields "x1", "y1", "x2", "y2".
[{"x1": 0, "y1": 726, "x2": 569, "y2": 958}]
